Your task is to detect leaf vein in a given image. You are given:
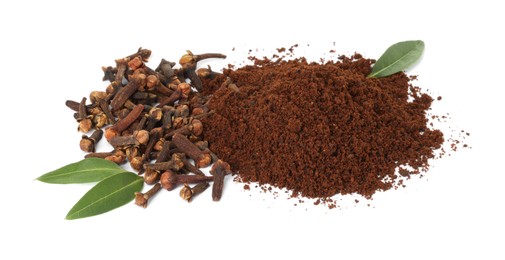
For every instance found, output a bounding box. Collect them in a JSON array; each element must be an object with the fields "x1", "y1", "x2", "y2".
[
  {"x1": 370, "y1": 50, "x2": 417, "y2": 77},
  {"x1": 43, "y1": 168, "x2": 120, "y2": 179},
  {"x1": 67, "y1": 179, "x2": 142, "y2": 218}
]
